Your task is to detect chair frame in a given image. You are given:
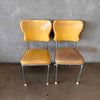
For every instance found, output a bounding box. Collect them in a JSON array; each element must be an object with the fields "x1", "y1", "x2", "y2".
[
  {"x1": 21, "y1": 42, "x2": 50, "y2": 86},
  {"x1": 55, "y1": 41, "x2": 84, "y2": 85}
]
